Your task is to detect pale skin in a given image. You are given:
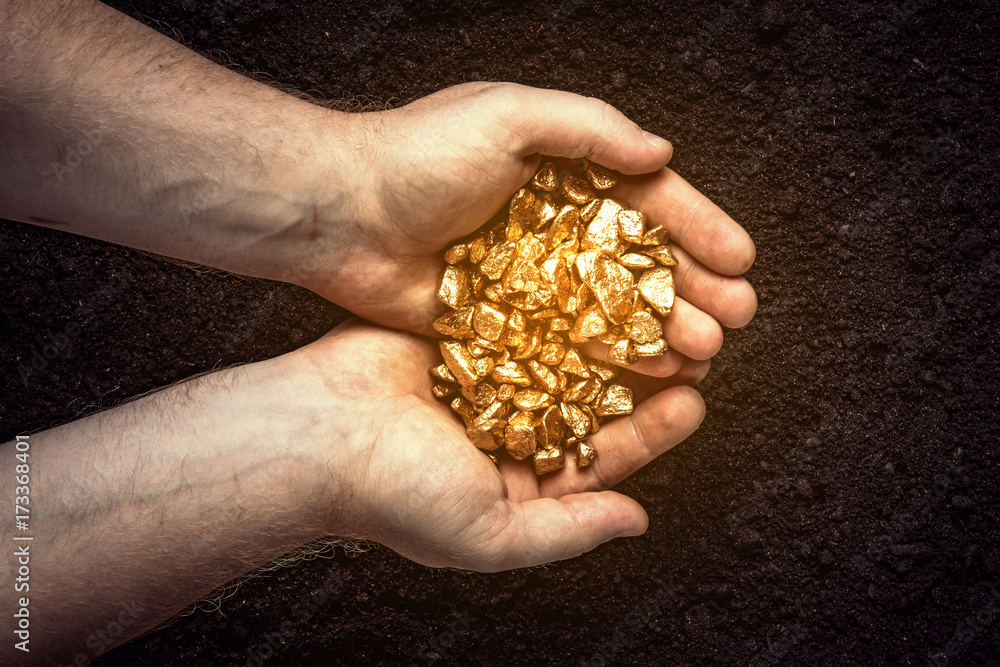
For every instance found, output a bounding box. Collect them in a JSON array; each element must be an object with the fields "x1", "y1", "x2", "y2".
[{"x1": 0, "y1": 0, "x2": 756, "y2": 663}]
